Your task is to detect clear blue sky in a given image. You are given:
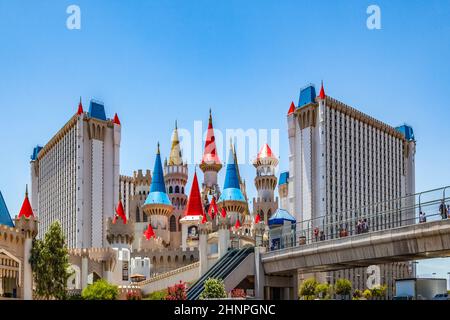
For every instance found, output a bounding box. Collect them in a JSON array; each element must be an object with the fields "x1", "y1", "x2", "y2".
[{"x1": 1, "y1": 0, "x2": 450, "y2": 281}]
